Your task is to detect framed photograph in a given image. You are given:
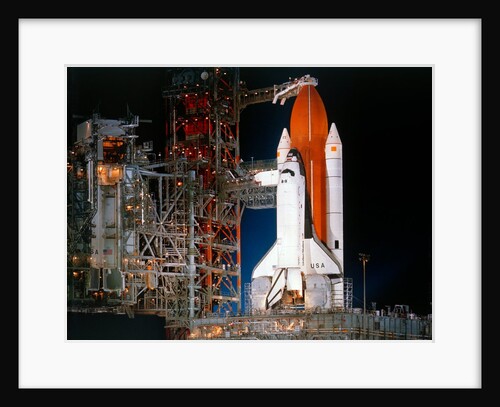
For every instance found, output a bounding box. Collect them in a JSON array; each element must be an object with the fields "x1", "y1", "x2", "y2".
[{"x1": 19, "y1": 18, "x2": 482, "y2": 389}]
